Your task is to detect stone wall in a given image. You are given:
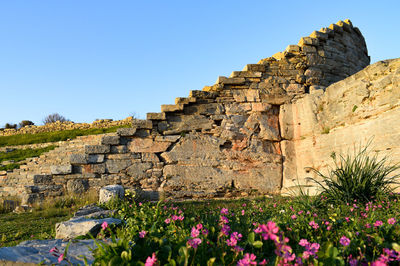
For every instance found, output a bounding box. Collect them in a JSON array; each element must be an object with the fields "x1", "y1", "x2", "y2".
[
  {"x1": 0, "y1": 117, "x2": 133, "y2": 137},
  {"x1": 0, "y1": 19, "x2": 375, "y2": 203},
  {"x1": 280, "y1": 58, "x2": 400, "y2": 194}
]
